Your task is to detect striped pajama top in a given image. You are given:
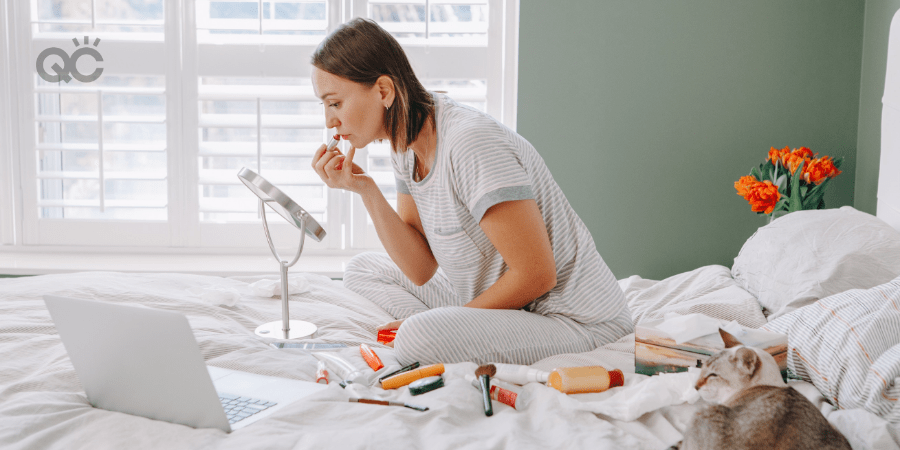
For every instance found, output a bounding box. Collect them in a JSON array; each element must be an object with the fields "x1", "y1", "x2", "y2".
[{"x1": 392, "y1": 93, "x2": 628, "y2": 325}]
